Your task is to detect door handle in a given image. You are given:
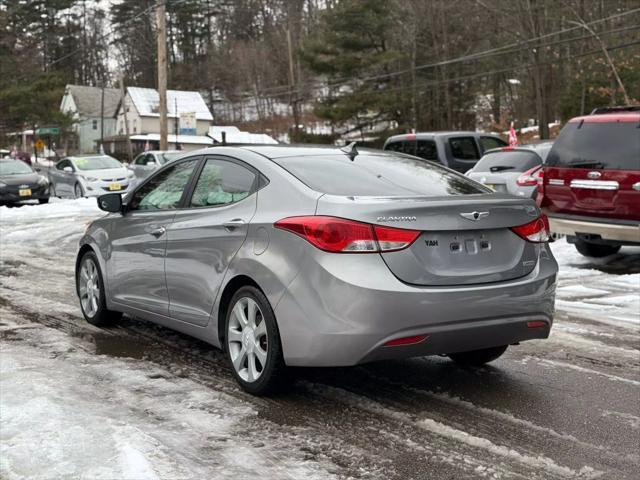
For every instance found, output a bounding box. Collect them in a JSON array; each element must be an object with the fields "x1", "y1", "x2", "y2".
[
  {"x1": 223, "y1": 219, "x2": 246, "y2": 230},
  {"x1": 149, "y1": 226, "x2": 166, "y2": 237}
]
